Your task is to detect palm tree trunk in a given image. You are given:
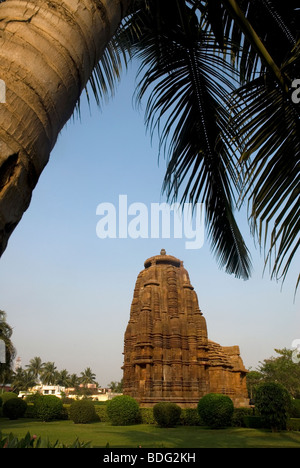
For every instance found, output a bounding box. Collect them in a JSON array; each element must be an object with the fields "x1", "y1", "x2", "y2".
[{"x1": 0, "y1": 0, "x2": 130, "y2": 255}]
